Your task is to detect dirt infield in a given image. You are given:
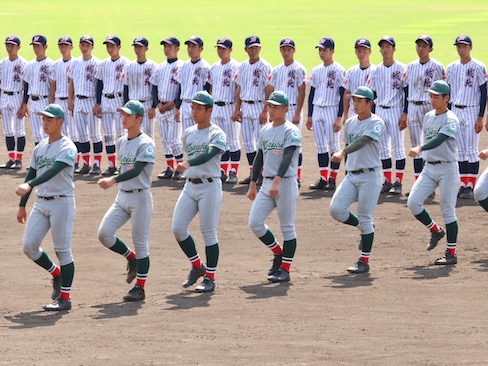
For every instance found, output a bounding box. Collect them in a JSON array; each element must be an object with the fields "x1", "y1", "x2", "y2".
[{"x1": 1, "y1": 122, "x2": 488, "y2": 365}]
